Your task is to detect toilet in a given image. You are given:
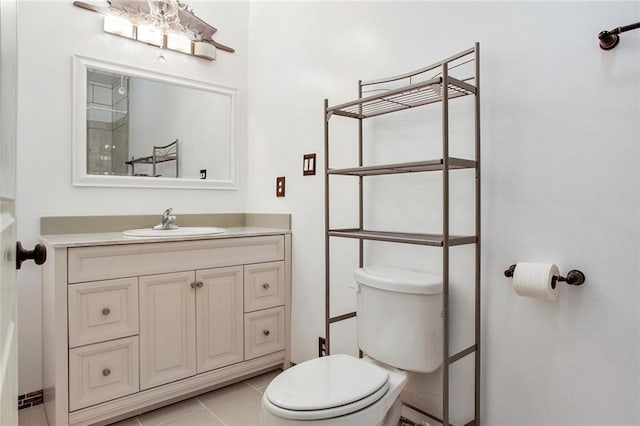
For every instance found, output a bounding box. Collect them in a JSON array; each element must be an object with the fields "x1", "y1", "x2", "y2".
[{"x1": 262, "y1": 266, "x2": 443, "y2": 426}]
